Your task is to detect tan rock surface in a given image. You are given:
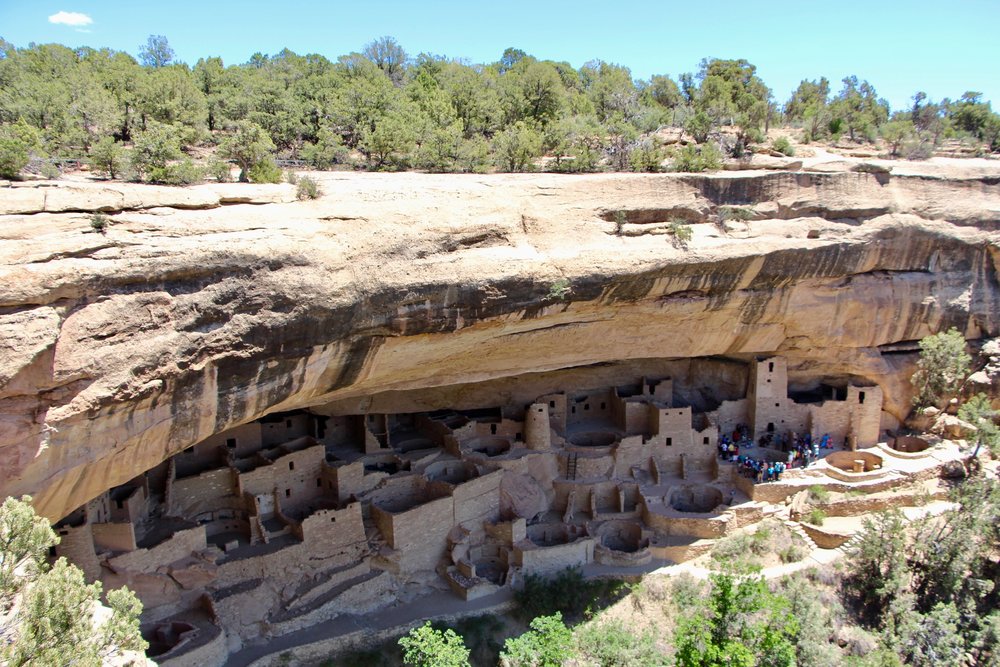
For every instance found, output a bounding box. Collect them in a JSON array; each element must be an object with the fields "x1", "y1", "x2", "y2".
[{"x1": 1, "y1": 159, "x2": 1000, "y2": 520}]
